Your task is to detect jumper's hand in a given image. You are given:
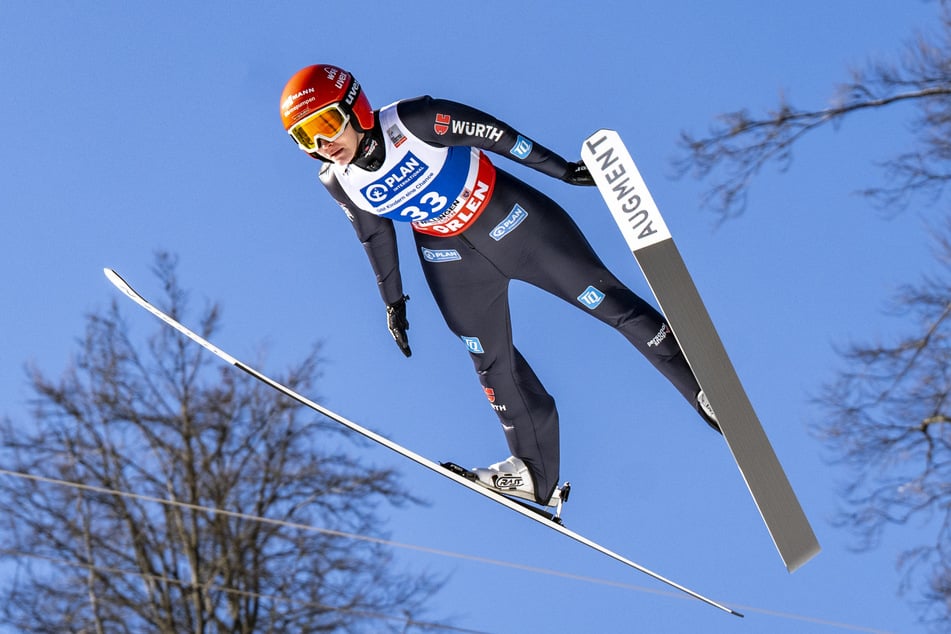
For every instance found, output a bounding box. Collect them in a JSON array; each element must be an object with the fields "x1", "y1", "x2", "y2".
[
  {"x1": 386, "y1": 295, "x2": 412, "y2": 357},
  {"x1": 562, "y1": 160, "x2": 595, "y2": 186}
]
